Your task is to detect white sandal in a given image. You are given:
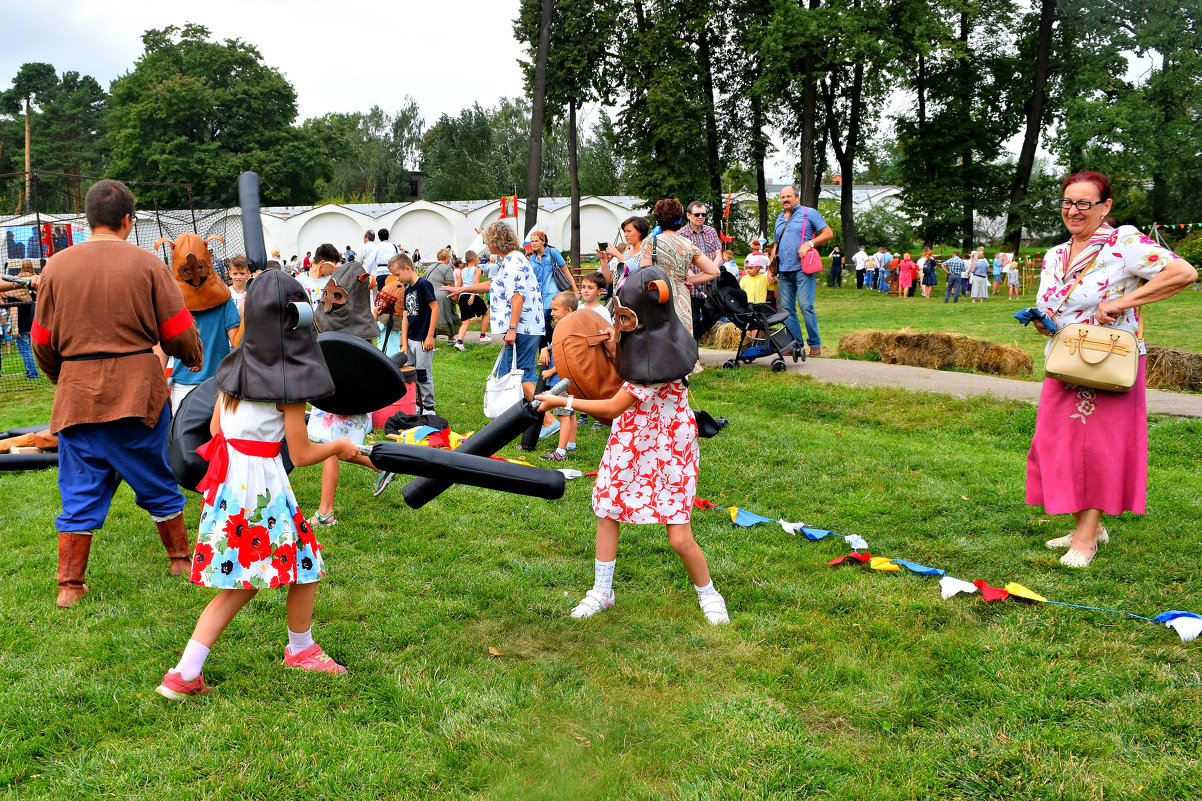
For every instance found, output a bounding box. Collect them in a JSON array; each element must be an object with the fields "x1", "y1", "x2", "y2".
[
  {"x1": 570, "y1": 589, "x2": 615, "y2": 619},
  {"x1": 1046, "y1": 526, "x2": 1108, "y2": 550},
  {"x1": 698, "y1": 592, "x2": 730, "y2": 625},
  {"x1": 1060, "y1": 547, "x2": 1097, "y2": 568}
]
